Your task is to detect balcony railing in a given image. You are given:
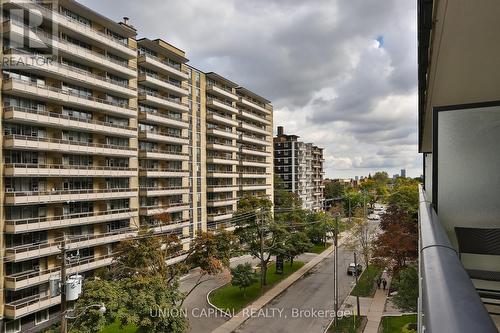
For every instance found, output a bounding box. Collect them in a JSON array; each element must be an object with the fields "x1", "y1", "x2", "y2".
[
  {"x1": 5, "y1": 187, "x2": 137, "y2": 198},
  {"x1": 418, "y1": 185, "x2": 497, "y2": 332},
  {"x1": 4, "y1": 134, "x2": 135, "y2": 152},
  {"x1": 3, "y1": 106, "x2": 135, "y2": 131},
  {"x1": 23, "y1": 0, "x2": 136, "y2": 51},
  {"x1": 3, "y1": 78, "x2": 136, "y2": 111},
  {"x1": 138, "y1": 52, "x2": 187, "y2": 73}
]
